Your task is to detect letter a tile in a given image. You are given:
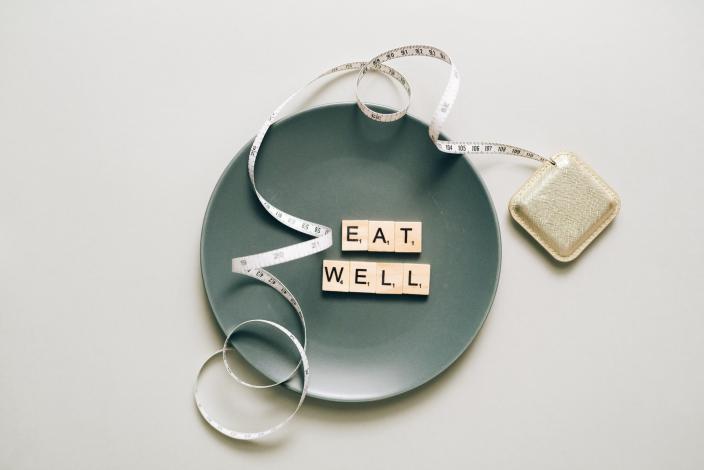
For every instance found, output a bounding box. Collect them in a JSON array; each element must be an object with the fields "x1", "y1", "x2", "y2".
[{"x1": 368, "y1": 221, "x2": 395, "y2": 252}]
